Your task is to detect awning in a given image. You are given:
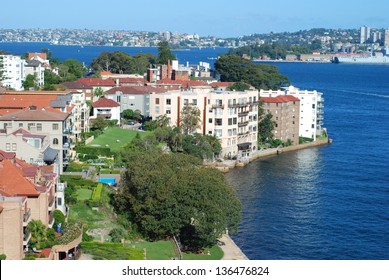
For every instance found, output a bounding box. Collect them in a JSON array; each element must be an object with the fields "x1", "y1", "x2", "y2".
[
  {"x1": 43, "y1": 147, "x2": 59, "y2": 162},
  {"x1": 237, "y1": 142, "x2": 252, "y2": 151}
]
